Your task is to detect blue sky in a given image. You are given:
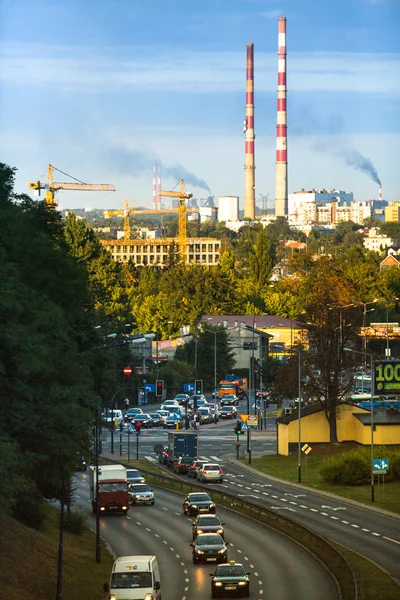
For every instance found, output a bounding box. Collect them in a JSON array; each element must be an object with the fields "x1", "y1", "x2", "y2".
[{"x1": 1, "y1": 0, "x2": 399, "y2": 210}]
